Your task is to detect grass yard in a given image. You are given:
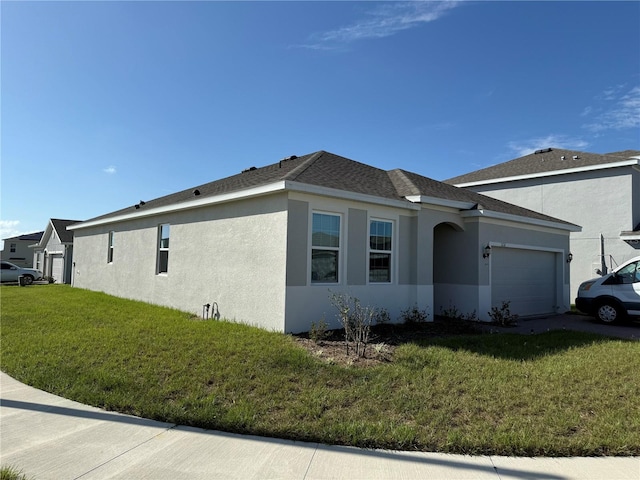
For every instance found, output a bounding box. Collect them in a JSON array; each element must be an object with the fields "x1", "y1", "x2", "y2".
[{"x1": 1, "y1": 285, "x2": 639, "y2": 456}]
